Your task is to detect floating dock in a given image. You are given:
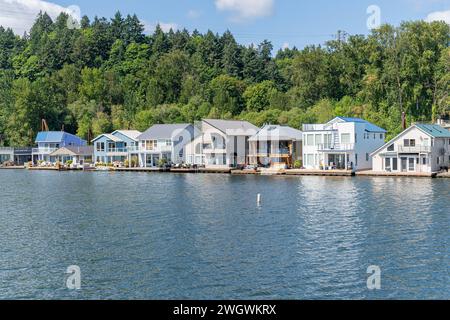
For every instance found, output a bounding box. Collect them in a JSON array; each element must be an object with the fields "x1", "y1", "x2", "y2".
[{"x1": 356, "y1": 170, "x2": 436, "y2": 178}]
